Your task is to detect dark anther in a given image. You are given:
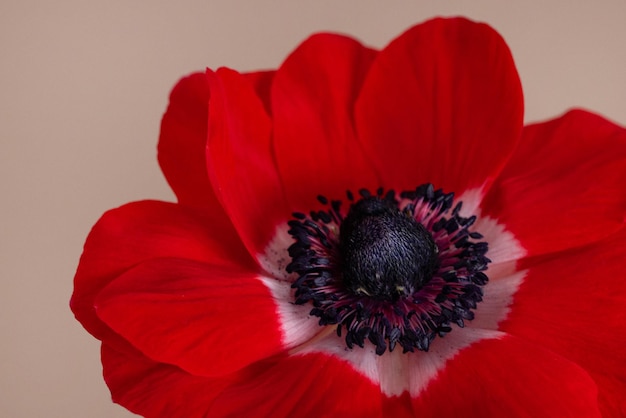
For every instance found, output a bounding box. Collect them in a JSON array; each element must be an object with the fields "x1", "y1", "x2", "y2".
[{"x1": 317, "y1": 195, "x2": 329, "y2": 205}]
